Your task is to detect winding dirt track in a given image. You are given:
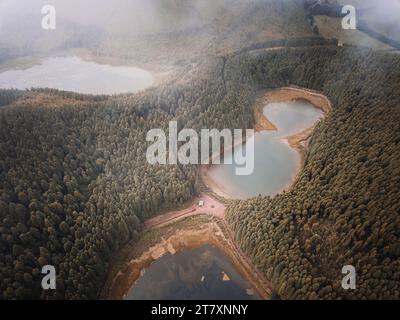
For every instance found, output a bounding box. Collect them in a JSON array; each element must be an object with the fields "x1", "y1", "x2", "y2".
[{"x1": 142, "y1": 194, "x2": 226, "y2": 230}]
